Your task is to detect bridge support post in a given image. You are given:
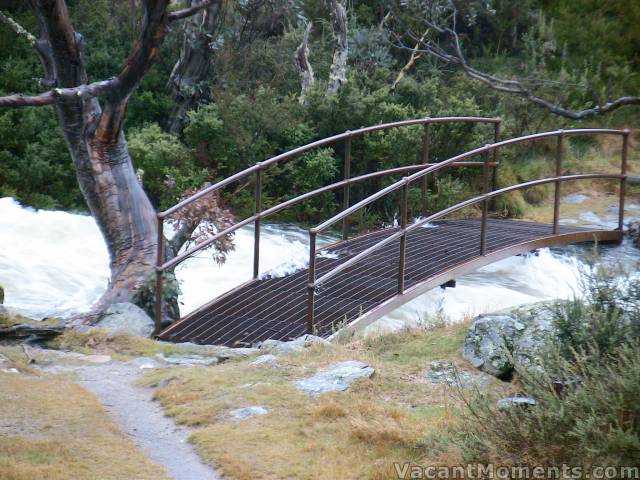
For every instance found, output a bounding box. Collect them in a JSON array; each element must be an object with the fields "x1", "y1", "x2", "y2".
[
  {"x1": 490, "y1": 121, "x2": 501, "y2": 211},
  {"x1": 307, "y1": 230, "x2": 317, "y2": 334},
  {"x1": 342, "y1": 135, "x2": 352, "y2": 240},
  {"x1": 154, "y1": 215, "x2": 165, "y2": 335},
  {"x1": 553, "y1": 132, "x2": 564, "y2": 235},
  {"x1": 480, "y1": 149, "x2": 490, "y2": 255},
  {"x1": 421, "y1": 122, "x2": 430, "y2": 217},
  {"x1": 253, "y1": 166, "x2": 263, "y2": 278},
  {"x1": 619, "y1": 130, "x2": 630, "y2": 233},
  {"x1": 398, "y1": 180, "x2": 409, "y2": 294}
]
